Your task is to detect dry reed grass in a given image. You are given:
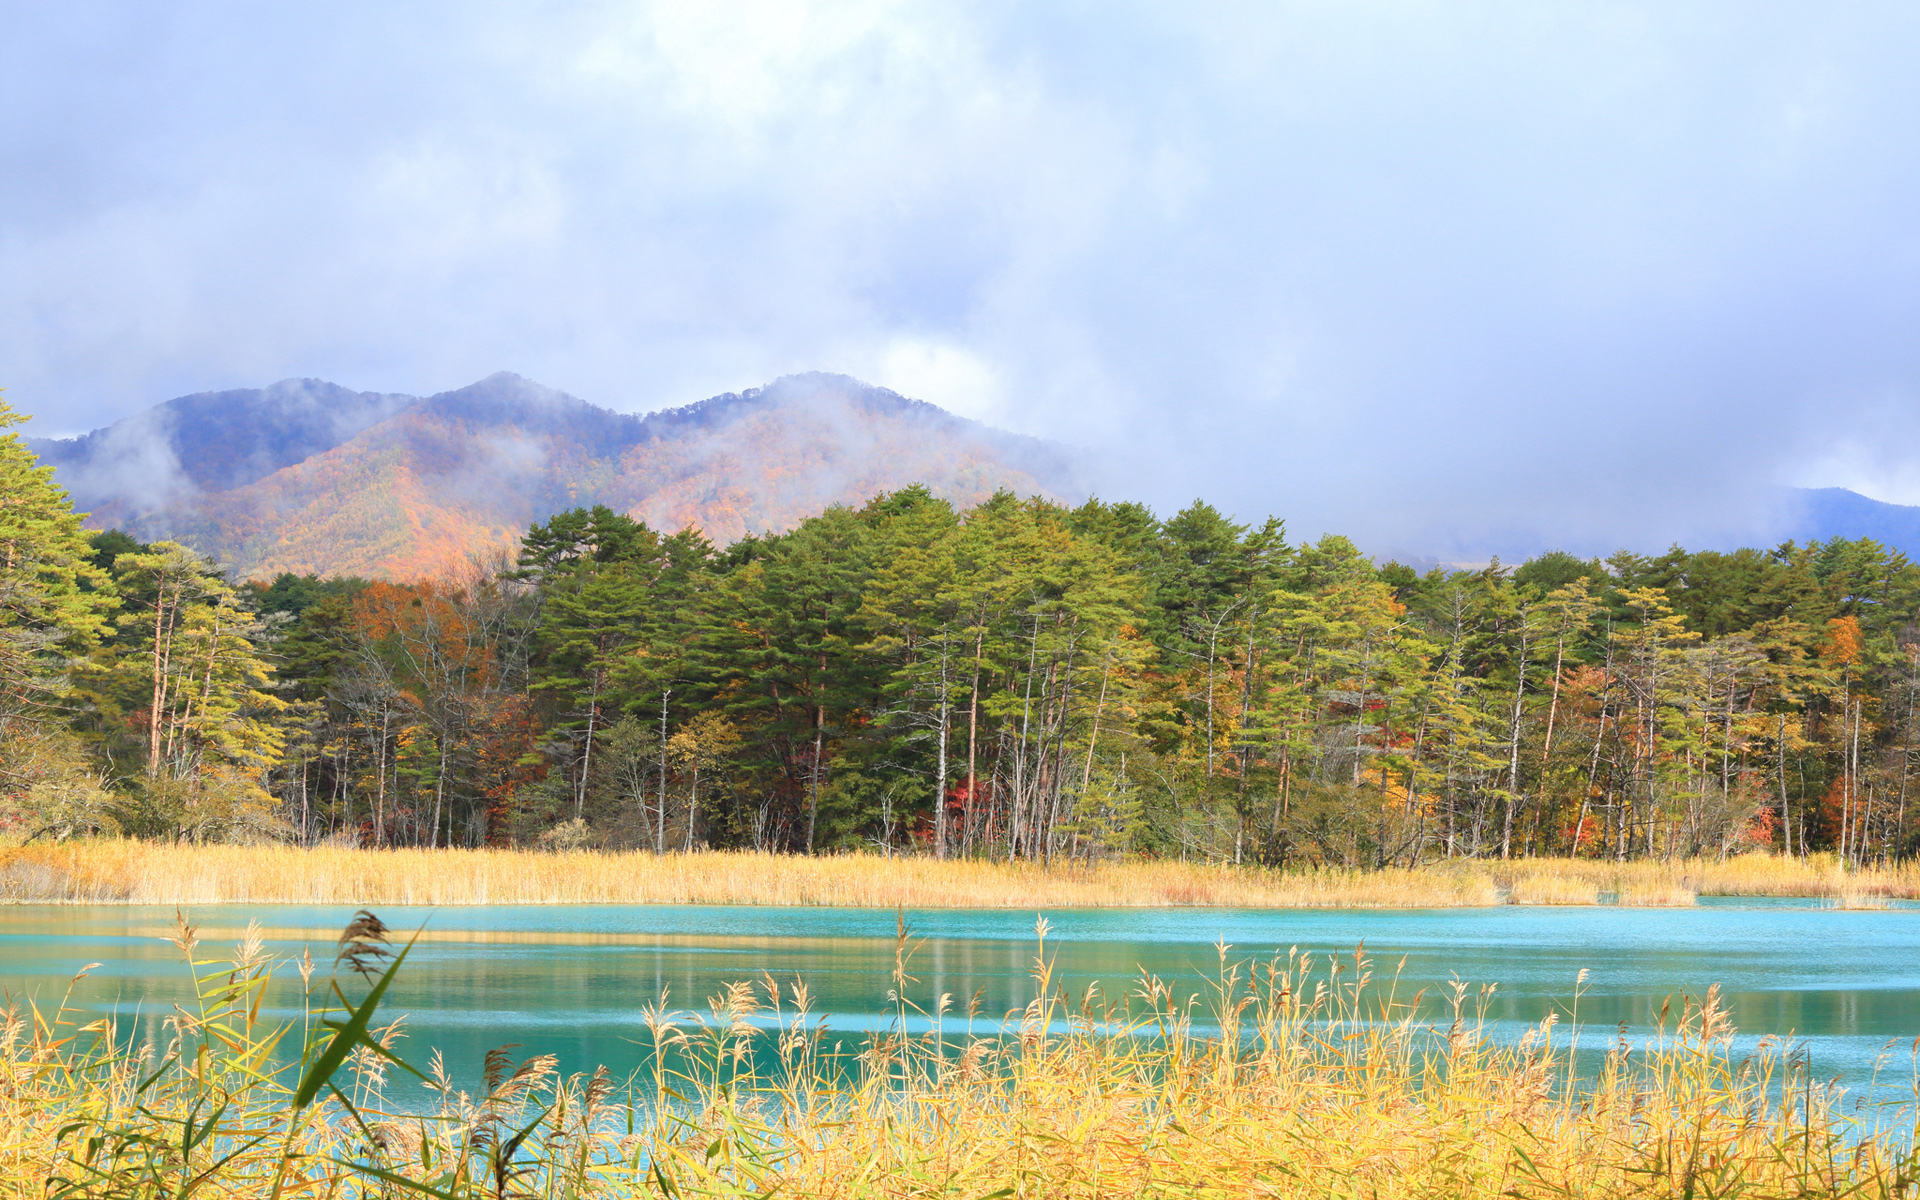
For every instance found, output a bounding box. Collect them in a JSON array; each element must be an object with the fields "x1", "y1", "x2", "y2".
[
  {"x1": 1, "y1": 911, "x2": 1911, "y2": 1199},
  {"x1": 4, "y1": 840, "x2": 1919, "y2": 908},
  {"x1": 0, "y1": 842, "x2": 1501, "y2": 907},
  {"x1": 1498, "y1": 854, "x2": 1920, "y2": 907}
]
